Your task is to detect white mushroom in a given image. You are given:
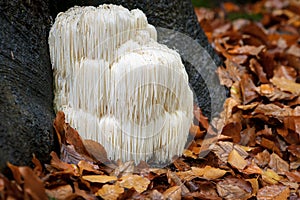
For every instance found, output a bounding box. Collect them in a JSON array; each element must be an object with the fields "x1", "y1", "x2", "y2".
[{"x1": 49, "y1": 4, "x2": 193, "y2": 164}]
